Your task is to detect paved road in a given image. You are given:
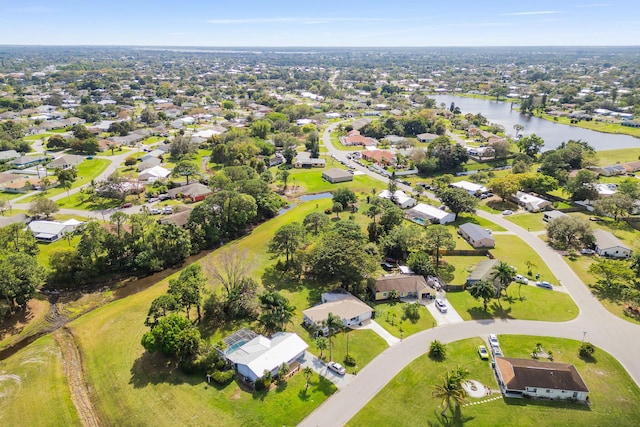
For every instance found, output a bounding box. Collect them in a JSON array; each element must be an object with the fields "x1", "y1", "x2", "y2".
[{"x1": 299, "y1": 122, "x2": 640, "y2": 427}]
